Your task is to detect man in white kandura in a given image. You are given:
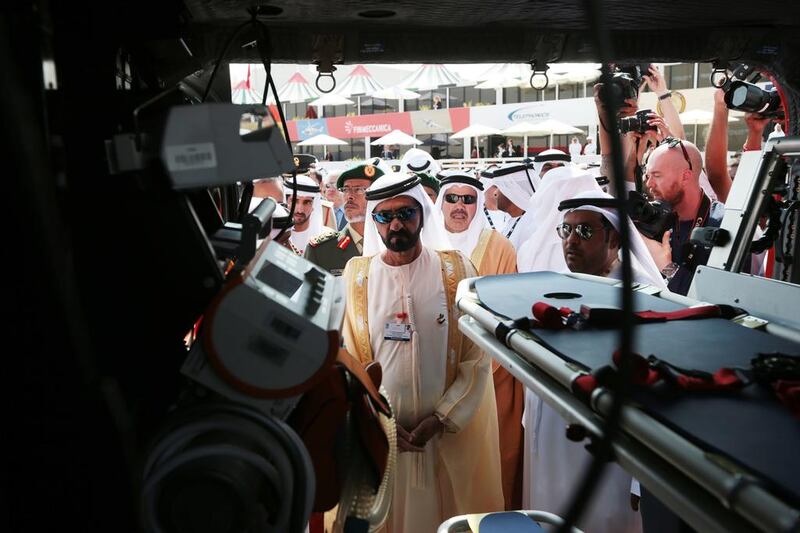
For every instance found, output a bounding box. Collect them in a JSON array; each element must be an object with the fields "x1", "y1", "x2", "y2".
[
  {"x1": 283, "y1": 174, "x2": 325, "y2": 255},
  {"x1": 522, "y1": 190, "x2": 666, "y2": 533},
  {"x1": 341, "y1": 172, "x2": 504, "y2": 532},
  {"x1": 435, "y1": 169, "x2": 523, "y2": 510}
]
